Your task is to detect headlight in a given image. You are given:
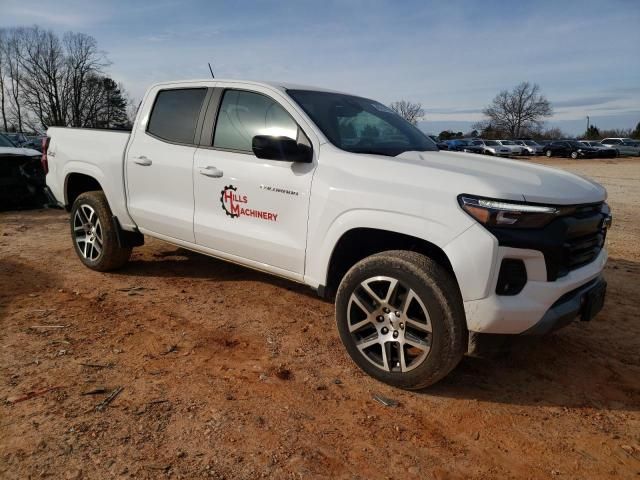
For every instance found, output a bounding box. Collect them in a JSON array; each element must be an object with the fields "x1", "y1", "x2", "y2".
[{"x1": 458, "y1": 195, "x2": 560, "y2": 229}]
